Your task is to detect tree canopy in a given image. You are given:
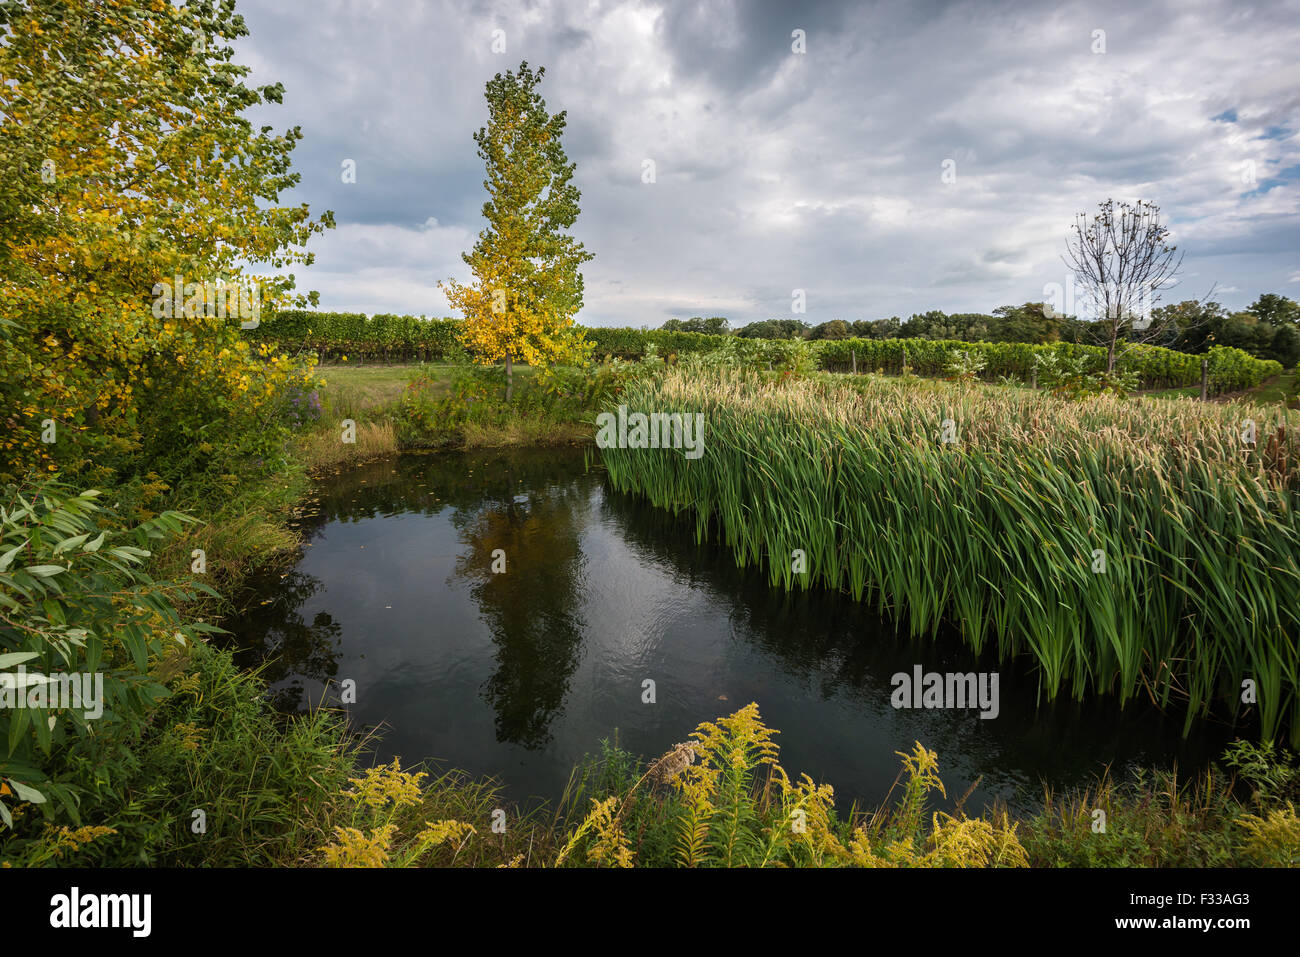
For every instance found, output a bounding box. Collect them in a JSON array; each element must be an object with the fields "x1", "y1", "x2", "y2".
[
  {"x1": 0, "y1": 0, "x2": 331, "y2": 483},
  {"x1": 441, "y1": 62, "x2": 592, "y2": 396}
]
